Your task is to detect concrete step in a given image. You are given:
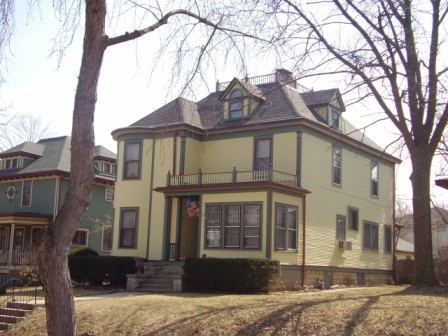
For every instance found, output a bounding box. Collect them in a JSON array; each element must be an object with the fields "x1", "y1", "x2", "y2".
[
  {"x1": 0, "y1": 322, "x2": 12, "y2": 331},
  {"x1": 0, "y1": 314, "x2": 23, "y2": 324},
  {"x1": 139, "y1": 283, "x2": 173, "y2": 292},
  {"x1": 0, "y1": 307, "x2": 31, "y2": 317},
  {"x1": 7, "y1": 302, "x2": 37, "y2": 311}
]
